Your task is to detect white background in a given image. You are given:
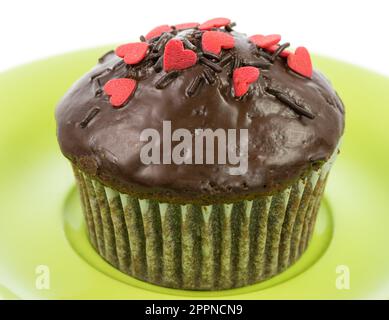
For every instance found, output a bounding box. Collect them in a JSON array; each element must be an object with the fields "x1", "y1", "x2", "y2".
[{"x1": 1, "y1": 0, "x2": 389, "y2": 76}]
